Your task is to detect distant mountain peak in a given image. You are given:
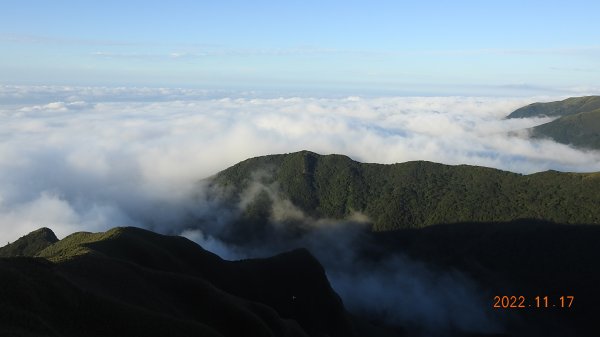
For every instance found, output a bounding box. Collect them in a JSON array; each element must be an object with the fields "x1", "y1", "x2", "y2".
[
  {"x1": 29, "y1": 227, "x2": 58, "y2": 240},
  {"x1": 0, "y1": 227, "x2": 58, "y2": 257},
  {"x1": 507, "y1": 95, "x2": 600, "y2": 119},
  {"x1": 505, "y1": 96, "x2": 600, "y2": 150}
]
